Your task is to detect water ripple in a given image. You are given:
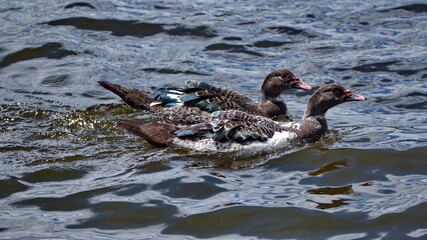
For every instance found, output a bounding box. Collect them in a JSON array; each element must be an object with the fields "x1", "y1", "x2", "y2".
[{"x1": 1, "y1": 0, "x2": 427, "y2": 239}]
